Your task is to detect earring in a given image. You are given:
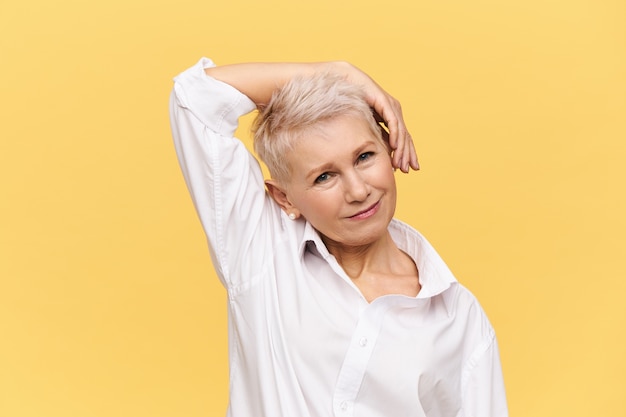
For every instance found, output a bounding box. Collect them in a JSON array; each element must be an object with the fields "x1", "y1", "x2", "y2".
[{"x1": 288, "y1": 213, "x2": 296, "y2": 220}]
